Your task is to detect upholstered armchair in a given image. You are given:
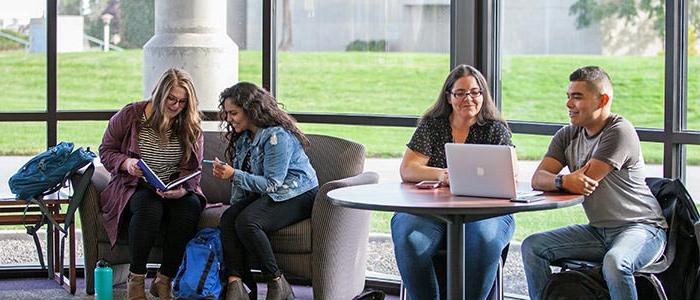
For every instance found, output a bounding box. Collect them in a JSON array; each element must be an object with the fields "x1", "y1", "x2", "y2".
[{"x1": 74, "y1": 132, "x2": 379, "y2": 299}]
